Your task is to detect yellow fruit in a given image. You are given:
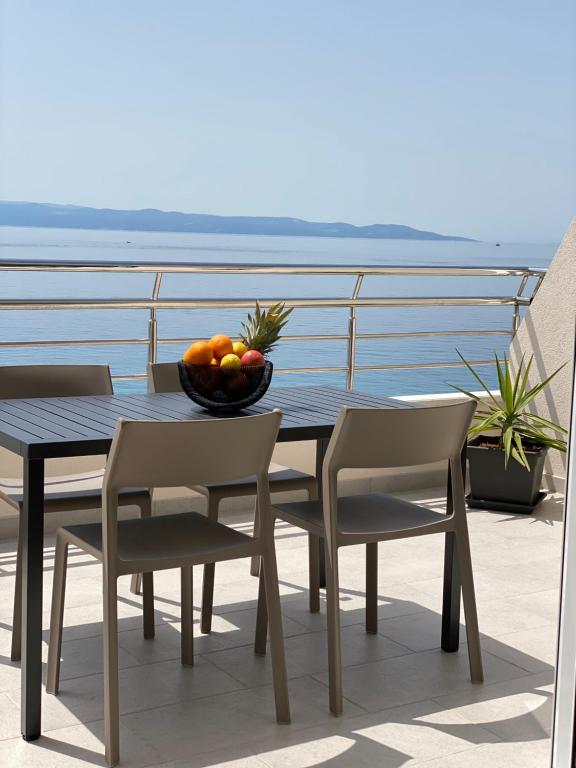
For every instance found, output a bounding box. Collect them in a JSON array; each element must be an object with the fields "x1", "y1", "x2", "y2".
[
  {"x1": 232, "y1": 340, "x2": 248, "y2": 357},
  {"x1": 220, "y1": 353, "x2": 241, "y2": 373},
  {"x1": 182, "y1": 341, "x2": 213, "y2": 366}
]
